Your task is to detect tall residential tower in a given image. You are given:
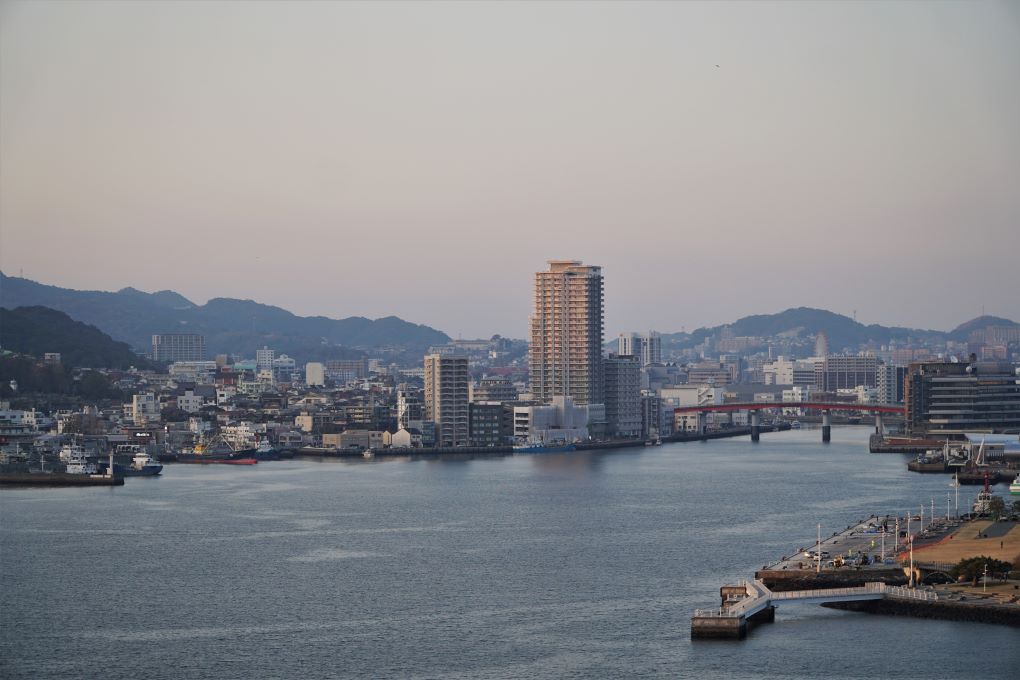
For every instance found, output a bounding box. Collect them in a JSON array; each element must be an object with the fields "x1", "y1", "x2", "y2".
[{"x1": 529, "y1": 260, "x2": 604, "y2": 406}]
